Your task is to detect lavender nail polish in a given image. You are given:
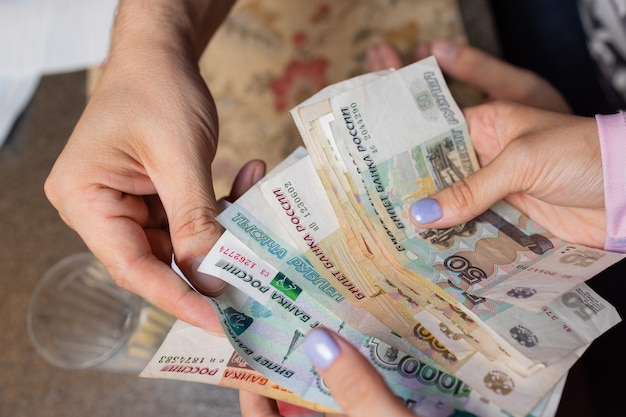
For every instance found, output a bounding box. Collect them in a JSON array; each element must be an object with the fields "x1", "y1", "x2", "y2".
[
  {"x1": 304, "y1": 329, "x2": 340, "y2": 370},
  {"x1": 411, "y1": 198, "x2": 443, "y2": 224}
]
